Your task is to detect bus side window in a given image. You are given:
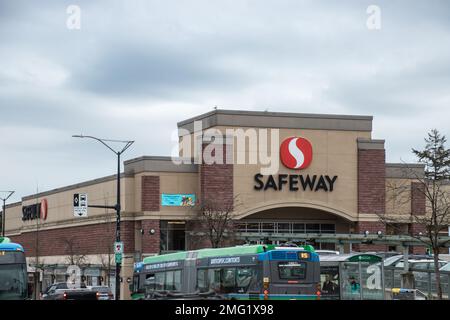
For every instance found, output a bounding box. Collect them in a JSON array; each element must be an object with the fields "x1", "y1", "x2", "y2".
[
  {"x1": 207, "y1": 269, "x2": 222, "y2": 293},
  {"x1": 197, "y1": 269, "x2": 208, "y2": 292},
  {"x1": 174, "y1": 270, "x2": 182, "y2": 292},
  {"x1": 155, "y1": 272, "x2": 165, "y2": 291},
  {"x1": 165, "y1": 271, "x2": 175, "y2": 291},
  {"x1": 221, "y1": 268, "x2": 236, "y2": 293},
  {"x1": 133, "y1": 275, "x2": 140, "y2": 293},
  {"x1": 144, "y1": 274, "x2": 155, "y2": 291},
  {"x1": 236, "y1": 267, "x2": 256, "y2": 292}
]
